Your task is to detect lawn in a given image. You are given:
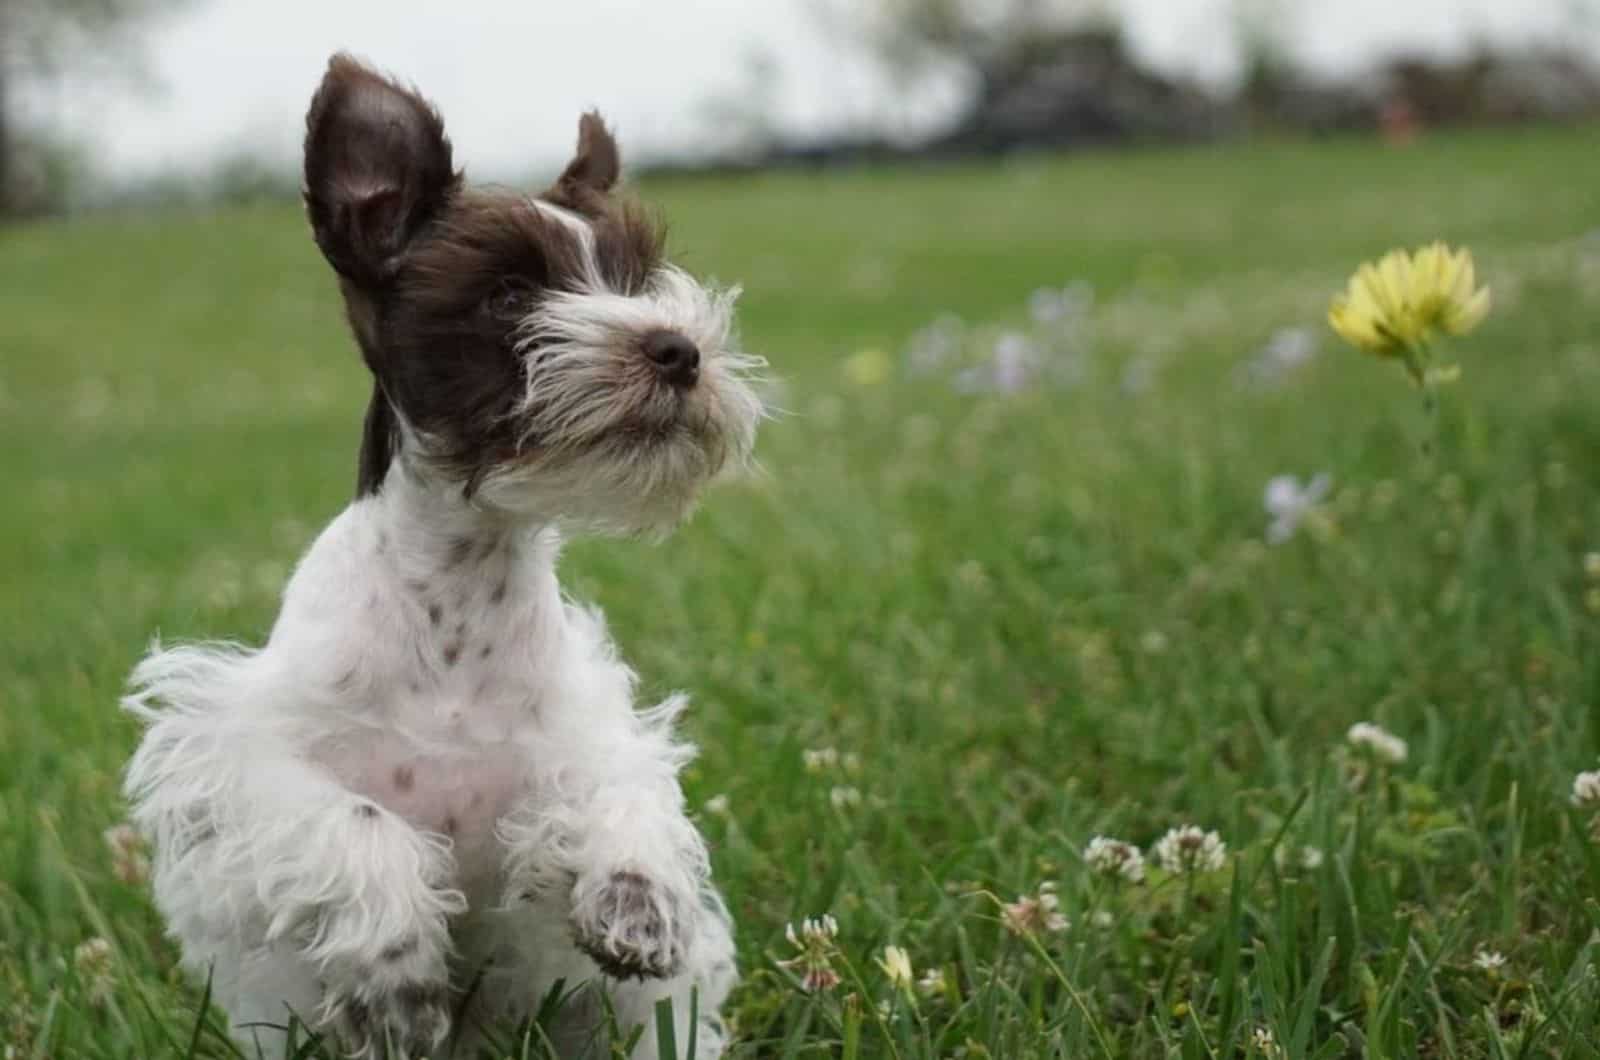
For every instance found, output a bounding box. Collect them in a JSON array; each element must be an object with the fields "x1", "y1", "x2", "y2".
[{"x1": 3, "y1": 124, "x2": 1600, "y2": 1057}]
